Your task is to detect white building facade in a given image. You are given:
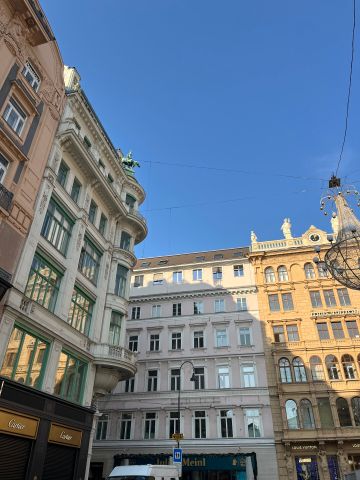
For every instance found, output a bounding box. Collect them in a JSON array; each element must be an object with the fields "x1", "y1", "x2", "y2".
[
  {"x1": 92, "y1": 248, "x2": 278, "y2": 480},
  {"x1": 0, "y1": 67, "x2": 147, "y2": 479}
]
